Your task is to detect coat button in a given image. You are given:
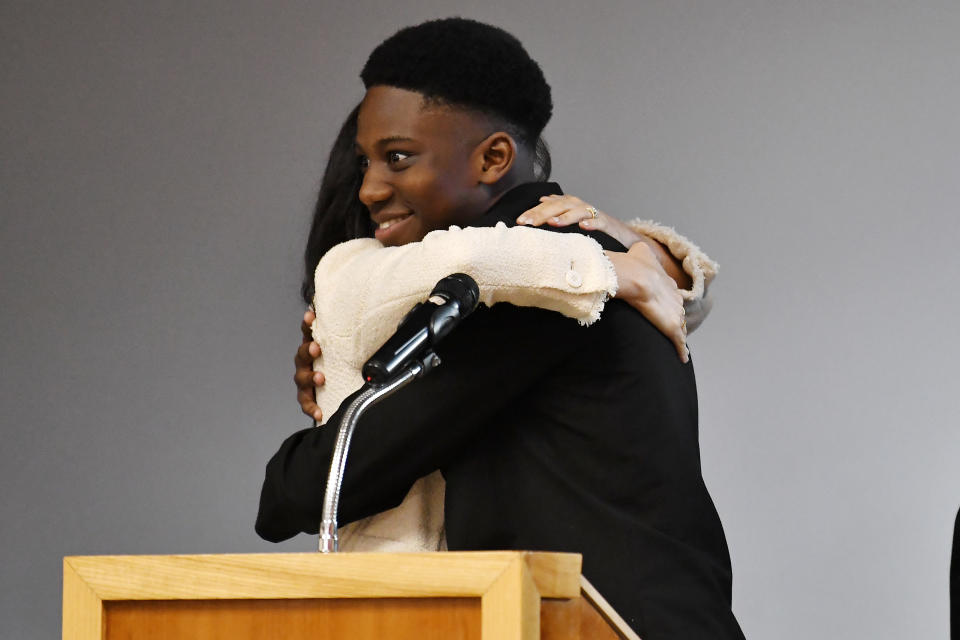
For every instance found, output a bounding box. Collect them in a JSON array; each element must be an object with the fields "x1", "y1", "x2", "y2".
[{"x1": 565, "y1": 269, "x2": 583, "y2": 288}]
